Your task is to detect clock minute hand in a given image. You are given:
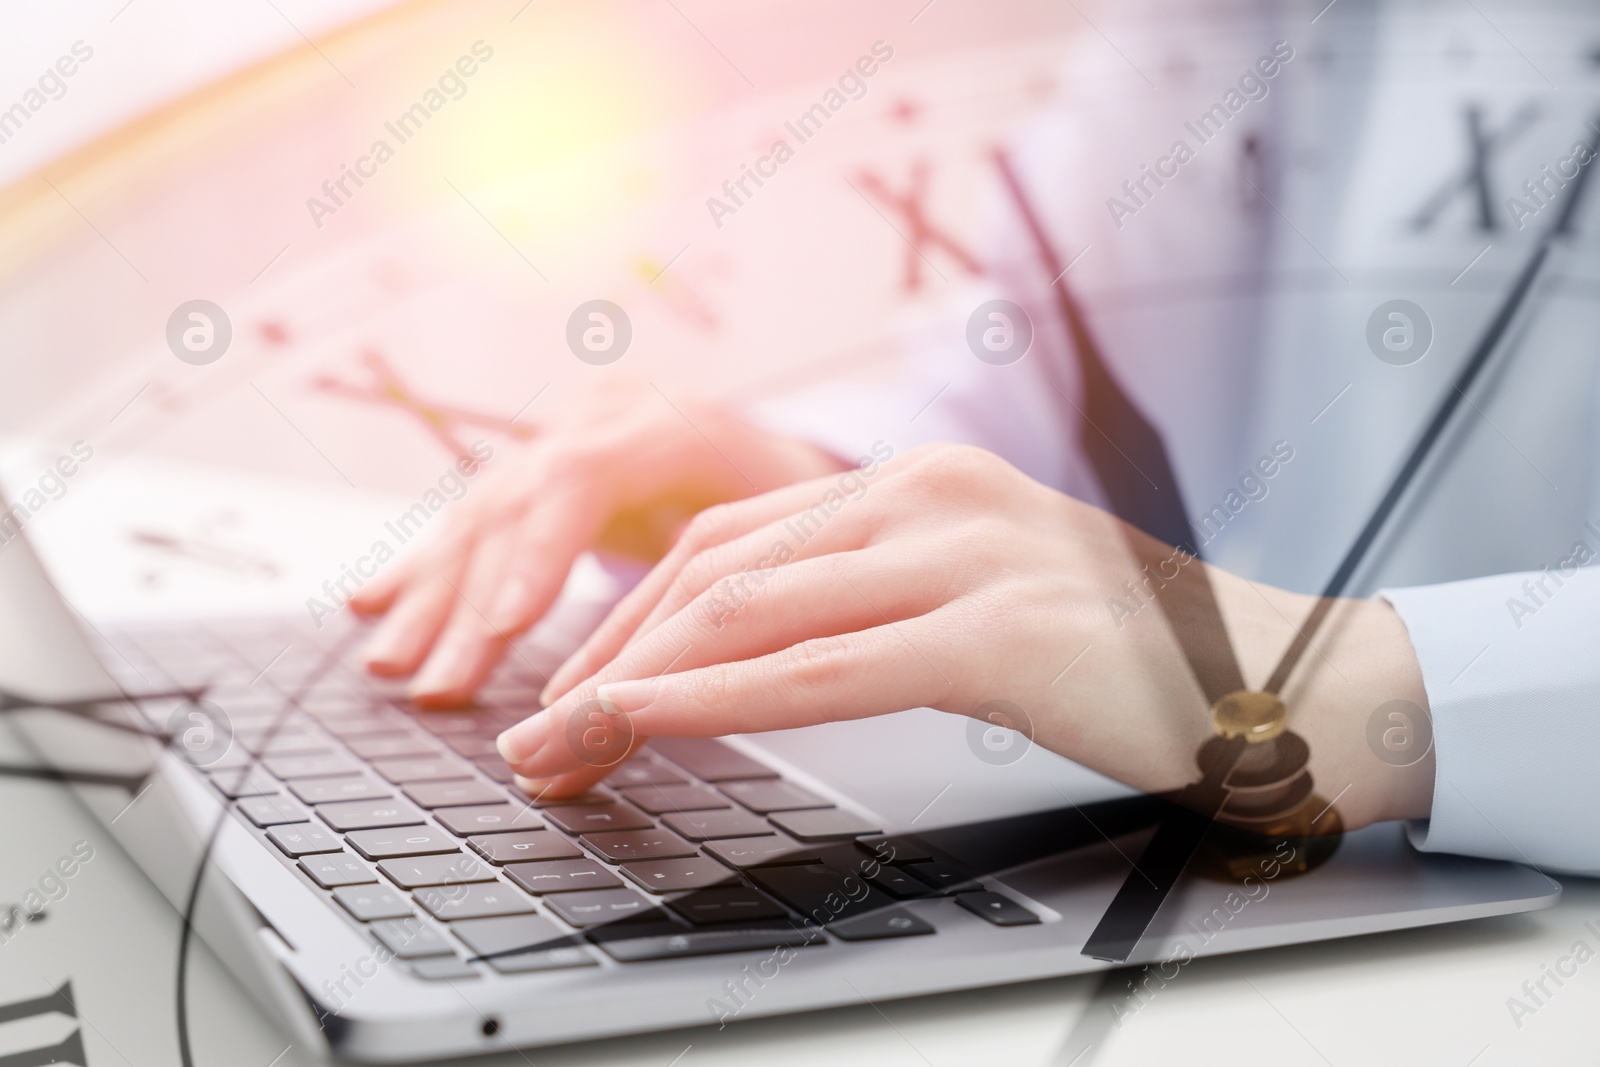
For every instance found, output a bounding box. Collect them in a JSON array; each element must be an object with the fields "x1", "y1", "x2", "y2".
[{"x1": 1263, "y1": 120, "x2": 1599, "y2": 695}]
